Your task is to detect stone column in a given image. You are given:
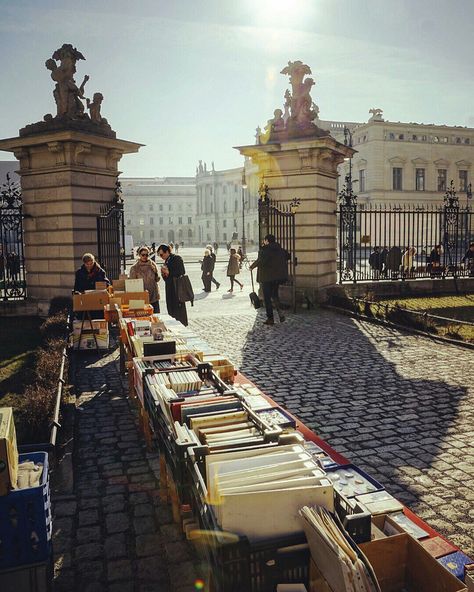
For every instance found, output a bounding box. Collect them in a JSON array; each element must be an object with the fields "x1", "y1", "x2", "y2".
[
  {"x1": 236, "y1": 136, "x2": 353, "y2": 300},
  {"x1": 0, "y1": 130, "x2": 142, "y2": 312}
]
